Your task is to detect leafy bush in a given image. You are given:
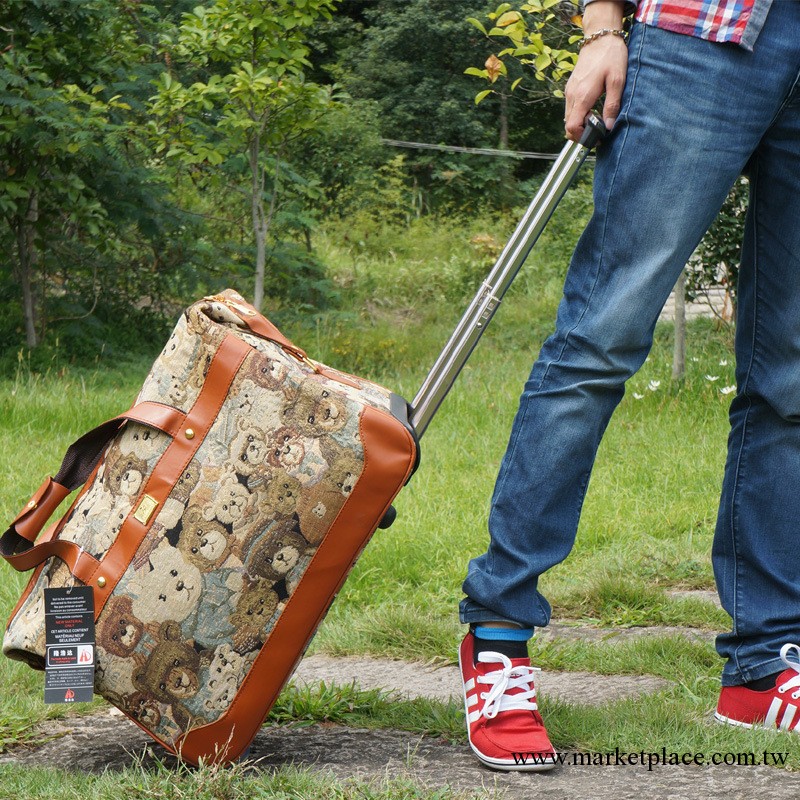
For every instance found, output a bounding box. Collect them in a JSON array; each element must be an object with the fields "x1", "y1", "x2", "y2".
[
  {"x1": 263, "y1": 242, "x2": 339, "y2": 316},
  {"x1": 292, "y1": 99, "x2": 389, "y2": 218}
]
